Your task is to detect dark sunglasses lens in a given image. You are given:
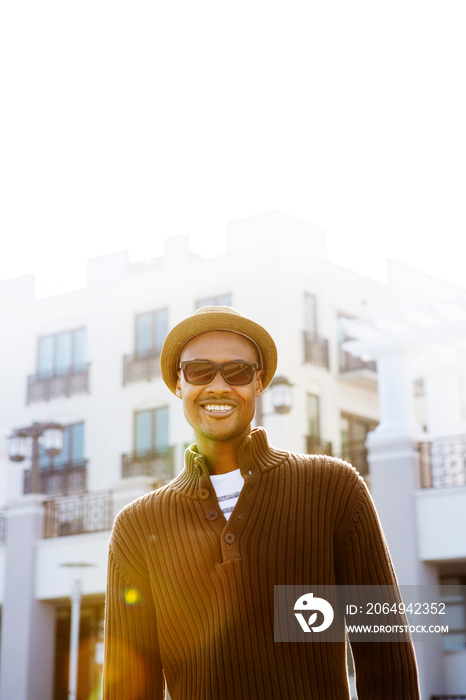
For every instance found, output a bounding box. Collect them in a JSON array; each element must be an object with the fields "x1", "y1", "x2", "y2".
[
  {"x1": 222, "y1": 362, "x2": 254, "y2": 385},
  {"x1": 184, "y1": 362, "x2": 215, "y2": 384}
]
